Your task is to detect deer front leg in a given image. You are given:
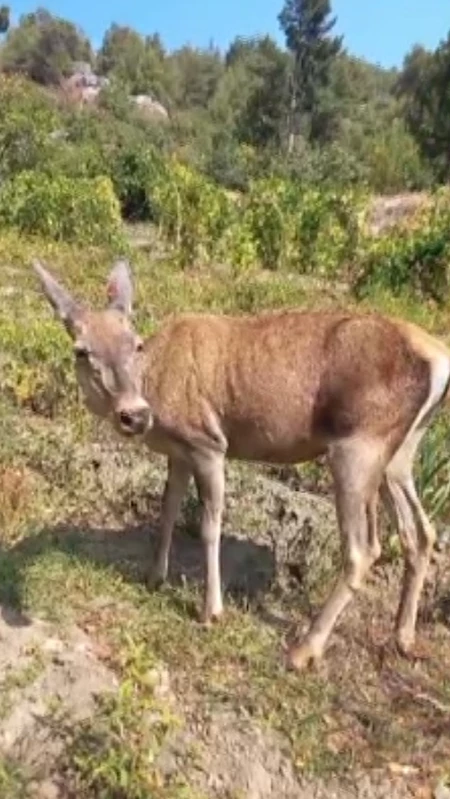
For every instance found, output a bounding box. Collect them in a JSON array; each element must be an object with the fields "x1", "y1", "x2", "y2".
[
  {"x1": 148, "y1": 458, "x2": 191, "y2": 588},
  {"x1": 194, "y1": 454, "x2": 225, "y2": 624}
]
